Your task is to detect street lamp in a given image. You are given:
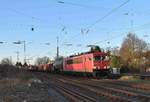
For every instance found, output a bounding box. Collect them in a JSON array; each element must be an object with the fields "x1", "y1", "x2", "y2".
[
  {"x1": 0, "y1": 42, "x2": 4, "y2": 44},
  {"x1": 63, "y1": 43, "x2": 73, "y2": 47},
  {"x1": 57, "y1": 1, "x2": 65, "y2": 4},
  {"x1": 45, "y1": 43, "x2": 51, "y2": 45},
  {"x1": 0, "y1": 41, "x2": 7, "y2": 44}
]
